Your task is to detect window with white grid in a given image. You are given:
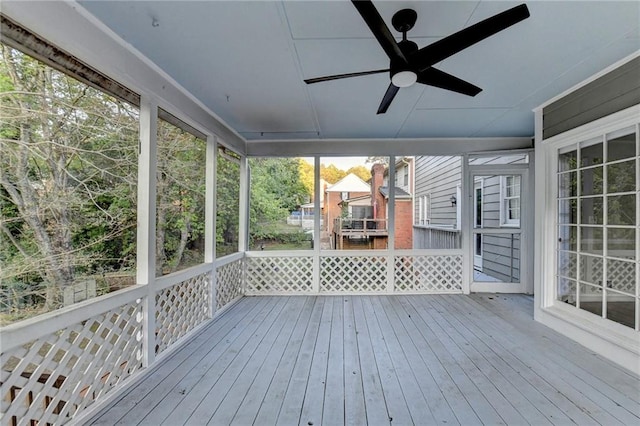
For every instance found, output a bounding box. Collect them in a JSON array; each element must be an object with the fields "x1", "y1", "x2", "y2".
[
  {"x1": 556, "y1": 125, "x2": 638, "y2": 330},
  {"x1": 501, "y1": 175, "x2": 521, "y2": 226}
]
